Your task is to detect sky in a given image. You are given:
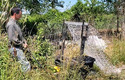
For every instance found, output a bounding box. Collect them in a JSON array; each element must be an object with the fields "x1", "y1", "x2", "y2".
[
  {"x1": 57, "y1": 0, "x2": 102, "y2": 12},
  {"x1": 57, "y1": 0, "x2": 78, "y2": 12},
  {"x1": 22, "y1": 0, "x2": 81, "y2": 14}
]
